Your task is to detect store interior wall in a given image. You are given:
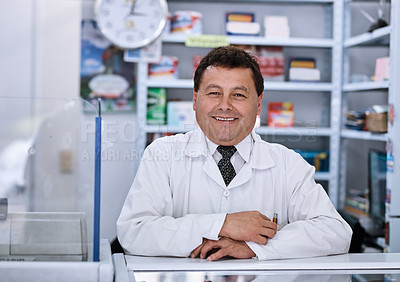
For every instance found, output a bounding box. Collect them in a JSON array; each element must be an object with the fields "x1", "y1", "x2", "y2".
[{"x1": 0, "y1": 0, "x2": 389, "y2": 242}]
